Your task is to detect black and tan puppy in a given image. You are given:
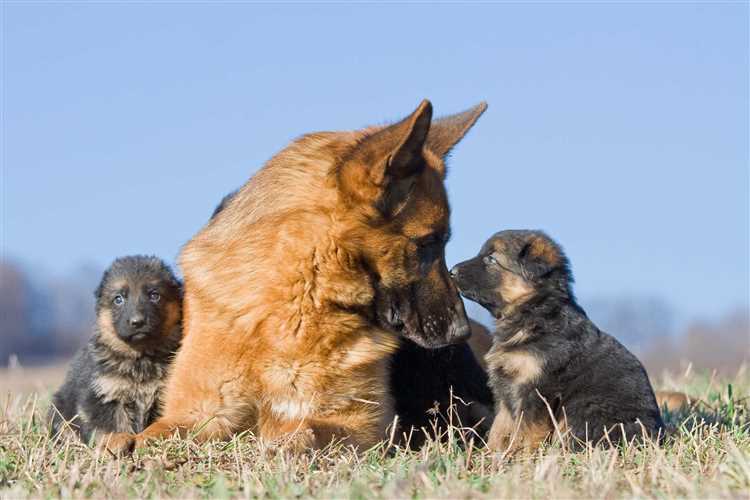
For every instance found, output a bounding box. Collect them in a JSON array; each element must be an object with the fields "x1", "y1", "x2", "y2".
[
  {"x1": 451, "y1": 230, "x2": 664, "y2": 451},
  {"x1": 49, "y1": 256, "x2": 182, "y2": 447}
]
